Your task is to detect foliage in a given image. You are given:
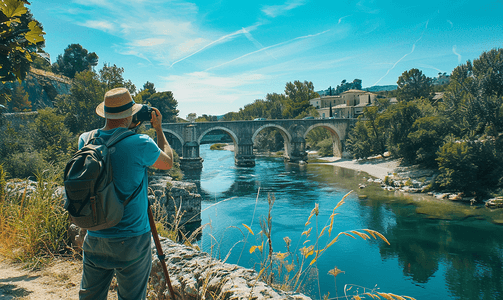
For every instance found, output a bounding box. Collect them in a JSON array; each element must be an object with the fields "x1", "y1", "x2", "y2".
[
  {"x1": 305, "y1": 127, "x2": 331, "y2": 151},
  {"x1": 283, "y1": 80, "x2": 319, "y2": 119},
  {"x1": 33, "y1": 108, "x2": 75, "y2": 167},
  {"x1": 210, "y1": 143, "x2": 226, "y2": 150},
  {"x1": 196, "y1": 114, "x2": 218, "y2": 122},
  {"x1": 99, "y1": 62, "x2": 136, "y2": 94},
  {"x1": 134, "y1": 82, "x2": 178, "y2": 122},
  {"x1": 0, "y1": 170, "x2": 70, "y2": 268},
  {"x1": 0, "y1": 0, "x2": 45, "y2": 82},
  {"x1": 31, "y1": 55, "x2": 51, "y2": 71},
  {"x1": 396, "y1": 68, "x2": 432, "y2": 102},
  {"x1": 315, "y1": 138, "x2": 333, "y2": 157},
  {"x1": 146, "y1": 91, "x2": 179, "y2": 123},
  {"x1": 55, "y1": 70, "x2": 105, "y2": 133},
  {"x1": 167, "y1": 150, "x2": 183, "y2": 181},
  {"x1": 254, "y1": 128, "x2": 284, "y2": 152},
  {"x1": 8, "y1": 84, "x2": 31, "y2": 111},
  {"x1": 2, "y1": 150, "x2": 48, "y2": 178},
  {"x1": 332, "y1": 78, "x2": 362, "y2": 95},
  {"x1": 435, "y1": 140, "x2": 478, "y2": 193},
  {"x1": 346, "y1": 106, "x2": 388, "y2": 159},
  {"x1": 345, "y1": 49, "x2": 503, "y2": 195},
  {"x1": 346, "y1": 120, "x2": 373, "y2": 159},
  {"x1": 51, "y1": 43, "x2": 98, "y2": 78},
  {"x1": 221, "y1": 81, "x2": 318, "y2": 122},
  {"x1": 381, "y1": 100, "x2": 422, "y2": 162}
]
